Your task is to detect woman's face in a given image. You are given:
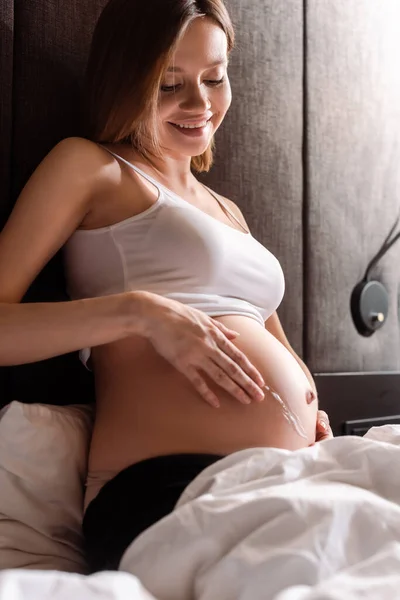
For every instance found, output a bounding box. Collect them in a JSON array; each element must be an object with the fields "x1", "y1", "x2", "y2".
[{"x1": 158, "y1": 17, "x2": 232, "y2": 158}]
